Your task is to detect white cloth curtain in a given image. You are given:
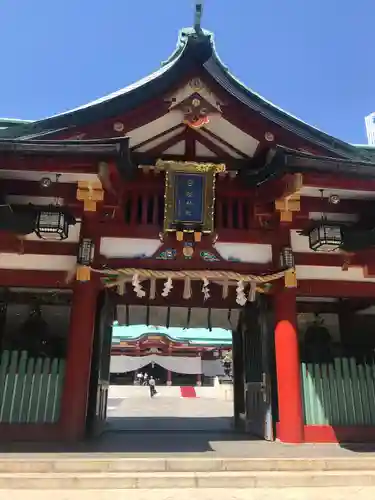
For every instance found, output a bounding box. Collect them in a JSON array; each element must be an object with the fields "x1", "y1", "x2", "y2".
[
  {"x1": 202, "y1": 360, "x2": 225, "y2": 377},
  {"x1": 110, "y1": 355, "x2": 202, "y2": 374},
  {"x1": 156, "y1": 356, "x2": 202, "y2": 374},
  {"x1": 110, "y1": 356, "x2": 147, "y2": 373}
]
